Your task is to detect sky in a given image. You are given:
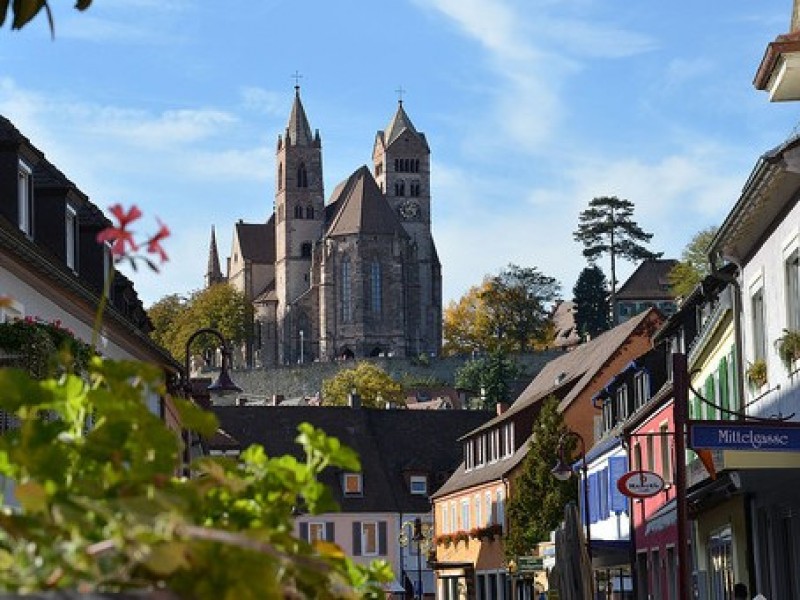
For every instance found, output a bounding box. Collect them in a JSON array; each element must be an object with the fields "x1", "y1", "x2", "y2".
[{"x1": 1, "y1": 0, "x2": 799, "y2": 309}]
